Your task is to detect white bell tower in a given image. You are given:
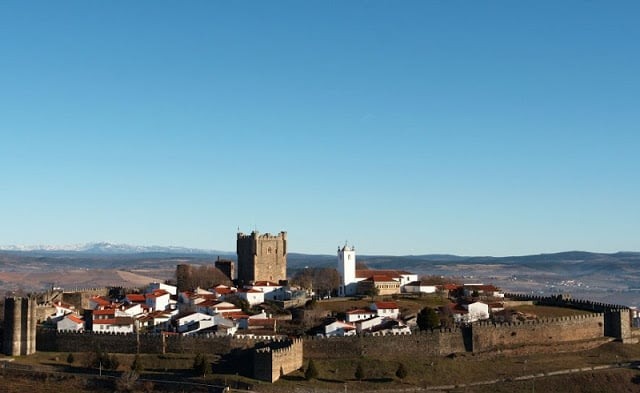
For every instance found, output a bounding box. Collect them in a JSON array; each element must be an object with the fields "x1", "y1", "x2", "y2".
[{"x1": 338, "y1": 244, "x2": 357, "y2": 296}]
